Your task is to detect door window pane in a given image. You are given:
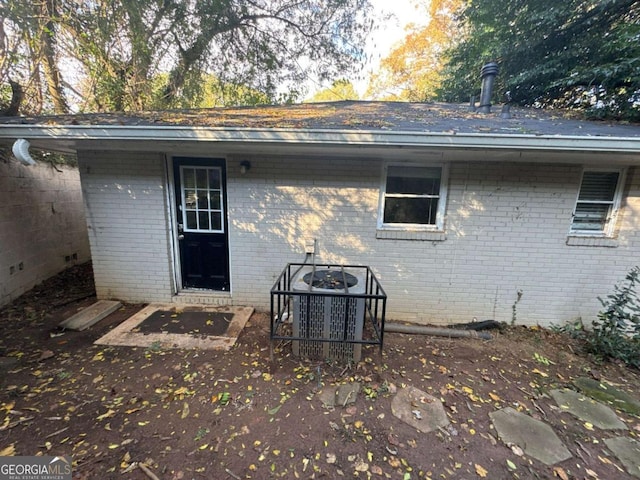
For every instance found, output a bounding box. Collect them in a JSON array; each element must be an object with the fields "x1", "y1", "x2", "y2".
[
  {"x1": 197, "y1": 193, "x2": 208, "y2": 209},
  {"x1": 183, "y1": 169, "x2": 196, "y2": 188},
  {"x1": 196, "y1": 169, "x2": 208, "y2": 188},
  {"x1": 186, "y1": 211, "x2": 197, "y2": 230},
  {"x1": 211, "y1": 213, "x2": 222, "y2": 231},
  {"x1": 184, "y1": 190, "x2": 197, "y2": 208},
  {"x1": 209, "y1": 169, "x2": 221, "y2": 188},
  {"x1": 198, "y1": 211, "x2": 210, "y2": 230},
  {"x1": 181, "y1": 166, "x2": 224, "y2": 233}
]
